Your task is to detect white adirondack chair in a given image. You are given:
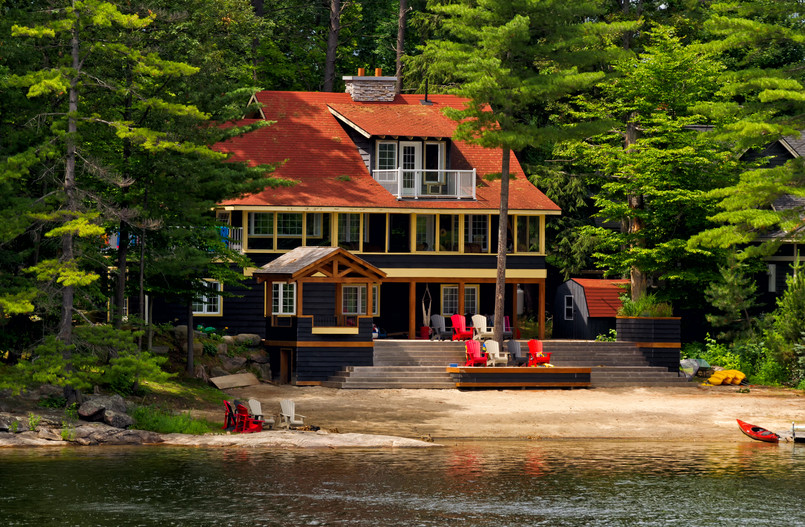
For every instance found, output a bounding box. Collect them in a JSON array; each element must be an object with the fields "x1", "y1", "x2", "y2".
[
  {"x1": 471, "y1": 314, "x2": 494, "y2": 341},
  {"x1": 248, "y1": 398, "x2": 274, "y2": 429},
  {"x1": 280, "y1": 399, "x2": 305, "y2": 428},
  {"x1": 484, "y1": 340, "x2": 509, "y2": 367}
]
